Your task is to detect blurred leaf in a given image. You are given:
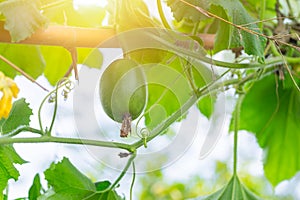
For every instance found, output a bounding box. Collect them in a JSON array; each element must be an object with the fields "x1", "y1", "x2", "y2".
[
  {"x1": 144, "y1": 62, "x2": 191, "y2": 129},
  {"x1": 192, "y1": 60, "x2": 215, "y2": 118},
  {"x1": 236, "y1": 73, "x2": 300, "y2": 186},
  {"x1": 242, "y1": 0, "x2": 276, "y2": 20},
  {"x1": 0, "y1": 98, "x2": 33, "y2": 134},
  {"x1": 77, "y1": 48, "x2": 102, "y2": 69},
  {"x1": 116, "y1": 0, "x2": 153, "y2": 31},
  {"x1": 197, "y1": 95, "x2": 215, "y2": 118},
  {"x1": 167, "y1": 0, "x2": 210, "y2": 22},
  {"x1": 210, "y1": 0, "x2": 266, "y2": 59},
  {"x1": 42, "y1": 157, "x2": 123, "y2": 200},
  {"x1": 42, "y1": 47, "x2": 102, "y2": 85},
  {"x1": 29, "y1": 174, "x2": 43, "y2": 200},
  {"x1": 192, "y1": 175, "x2": 260, "y2": 199},
  {"x1": 0, "y1": 145, "x2": 27, "y2": 192},
  {"x1": 115, "y1": 0, "x2": 166, "y2": 63},
  {"x1": 0, "y1": 44, "x2": 45, "y2": 79},
  {"x1": 0, "y1": 0, "x2": 48, "y2": 42},
  {"x1": 41, "y1": 46, "x2": 71, "y2": 85},
  {"x1": 42, "y1": 0, "x2": 105, "y2": 27}
]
